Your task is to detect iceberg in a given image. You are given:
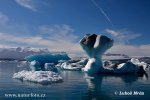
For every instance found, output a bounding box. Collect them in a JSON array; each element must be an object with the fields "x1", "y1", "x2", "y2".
[
  {"x1": 29, "y1": 61, "x2": 58, "y2": 72},
  {"x1": 13, "y1": 70, "x2": 63, "y2": 85},
  {"x1": 130, "y1": 58, "x2": 148, "y2": 70},
  {"x1": 25, "y1": 53, "x2": 70, "y2": 66},
  {"x1": 80, "y1": 34, "x2": 113, "y2": 74},
  {"x1": 80, "y1": 34, "x2": 148, "y2": 74}
]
